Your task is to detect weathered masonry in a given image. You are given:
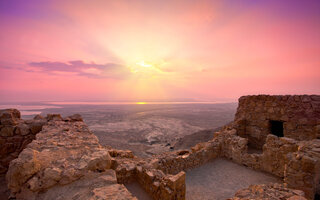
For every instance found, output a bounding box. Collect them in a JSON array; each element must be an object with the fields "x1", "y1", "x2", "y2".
[
  {"x1": 3, "y1": 95, "x2": 320, "y2": 199},
  {"x1": 234, "y1": 95, "x2": 320, "y2": 149}
]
